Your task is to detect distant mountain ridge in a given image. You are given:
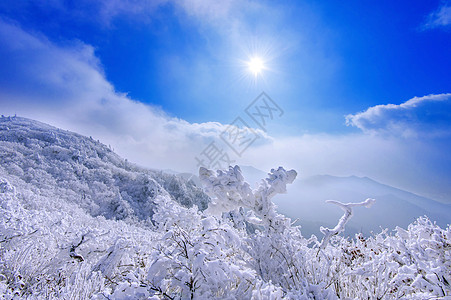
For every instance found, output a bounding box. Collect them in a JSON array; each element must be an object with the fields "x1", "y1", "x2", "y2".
[
  {"x1": 304, "y1": 174, "x2": 450, "y2": 213},
  {"x1": 238, "y1": 165, "x2": 451, "y2": 237},
  {"x1": 279, "y1": 174, "x2": 450, "y2": 237}
]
